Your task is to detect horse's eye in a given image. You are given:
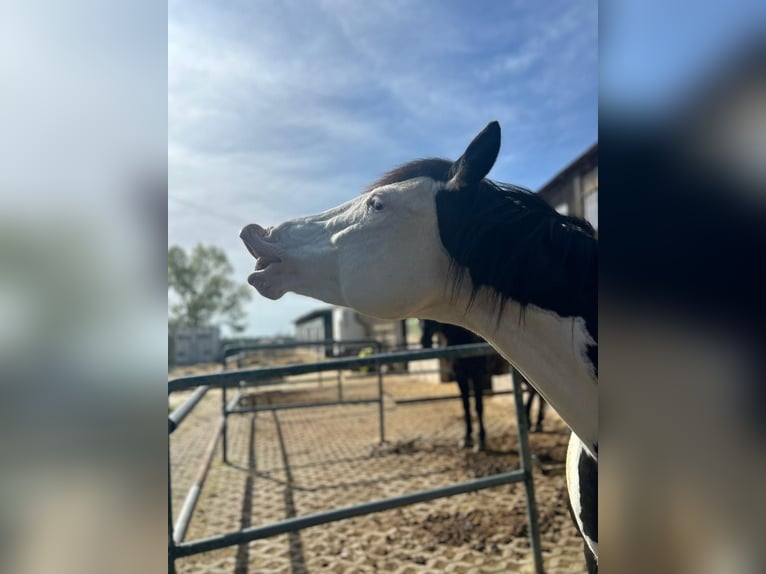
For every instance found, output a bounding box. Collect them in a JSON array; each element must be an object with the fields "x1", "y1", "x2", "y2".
[{"x1": 368, "y1": 197, "x2": 384, "y2": 212}]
